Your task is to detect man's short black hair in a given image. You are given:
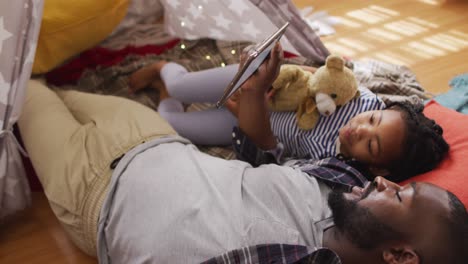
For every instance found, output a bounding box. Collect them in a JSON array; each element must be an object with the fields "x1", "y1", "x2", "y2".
[{"x1": 443, "y1": 191, "x2": 468, "y2": 264}]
